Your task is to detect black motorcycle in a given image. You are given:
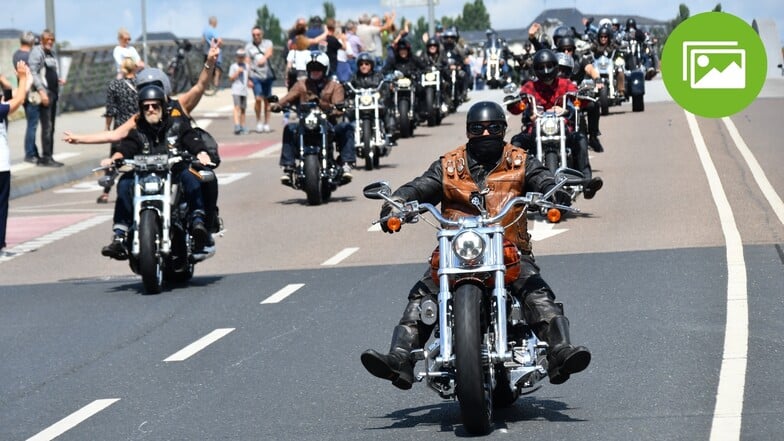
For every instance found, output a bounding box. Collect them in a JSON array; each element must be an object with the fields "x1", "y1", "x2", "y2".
[
  {"x1": 344, "y1": 81, "x2": 391, "y2": 171},
  {"x1": 388, "y1": 70, "x2": 417, "y2": 139}
]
